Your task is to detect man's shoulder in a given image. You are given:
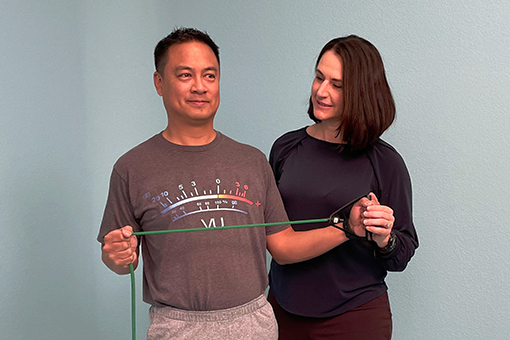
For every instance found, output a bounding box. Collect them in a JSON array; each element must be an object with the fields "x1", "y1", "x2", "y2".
[
  {"x1": 114, "y1": 133, "x2": 162, "y2": 168},
  {"x1": 218, "y1": 132, "x2": 266, "y2": 159}
]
